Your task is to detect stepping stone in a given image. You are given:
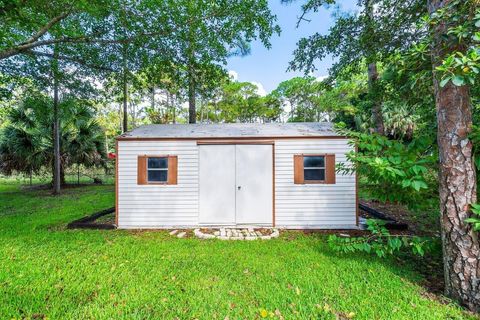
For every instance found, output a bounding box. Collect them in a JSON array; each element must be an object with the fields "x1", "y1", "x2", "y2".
[
  {"x1": 177, "y1": 232, "x2": 186, "y2": 238},
  {"x1": 169, "y1": 230, "x2": 179, "y2": 235}
]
